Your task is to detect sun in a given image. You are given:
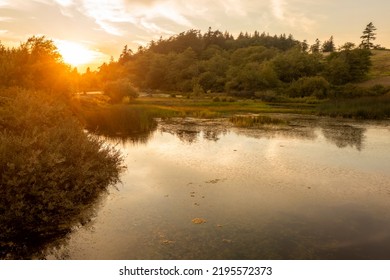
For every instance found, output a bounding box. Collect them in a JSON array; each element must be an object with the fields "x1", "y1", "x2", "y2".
[{"x1": 55, "y1": 40, "x2": 98, "y2": 67}]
